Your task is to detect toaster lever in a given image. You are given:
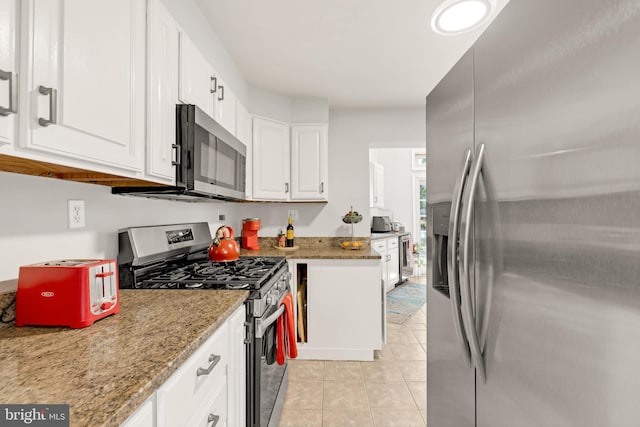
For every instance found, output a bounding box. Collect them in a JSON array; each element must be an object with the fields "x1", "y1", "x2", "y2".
[{"x1": 95, "y1": 271, "x2": 114, "y2": 278}]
